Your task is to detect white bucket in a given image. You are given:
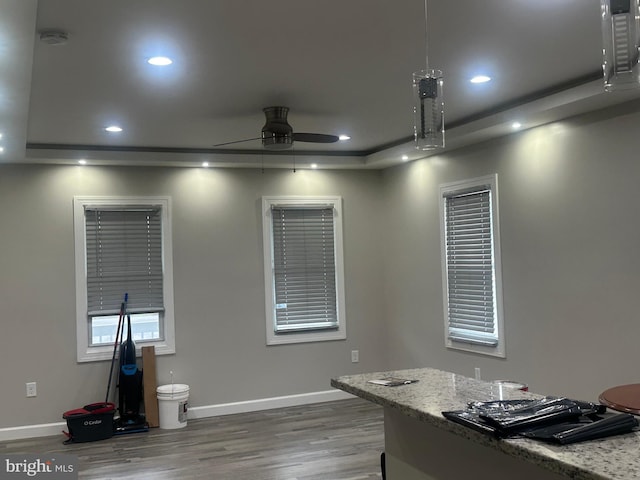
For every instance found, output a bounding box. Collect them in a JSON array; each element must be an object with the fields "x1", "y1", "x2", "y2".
[{"x1": 156, "y1": 384, "x2": 190, "y2": 429}]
